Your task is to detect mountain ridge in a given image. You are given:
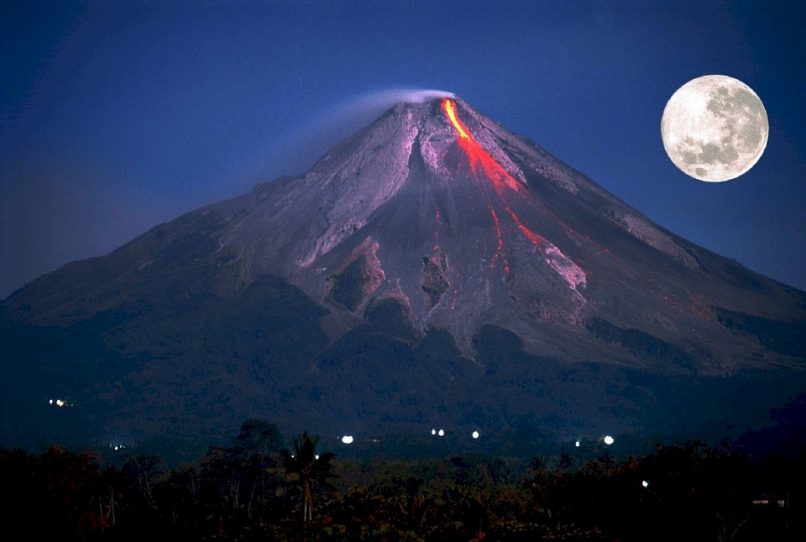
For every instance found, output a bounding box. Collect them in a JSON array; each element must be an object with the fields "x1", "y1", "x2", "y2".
[
  {"x1": 7, "y1": 97, "x2": 802, "y2": 367},
  {"x1": 2, "y1": 96, "x2": 804, "y2": 453}
]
